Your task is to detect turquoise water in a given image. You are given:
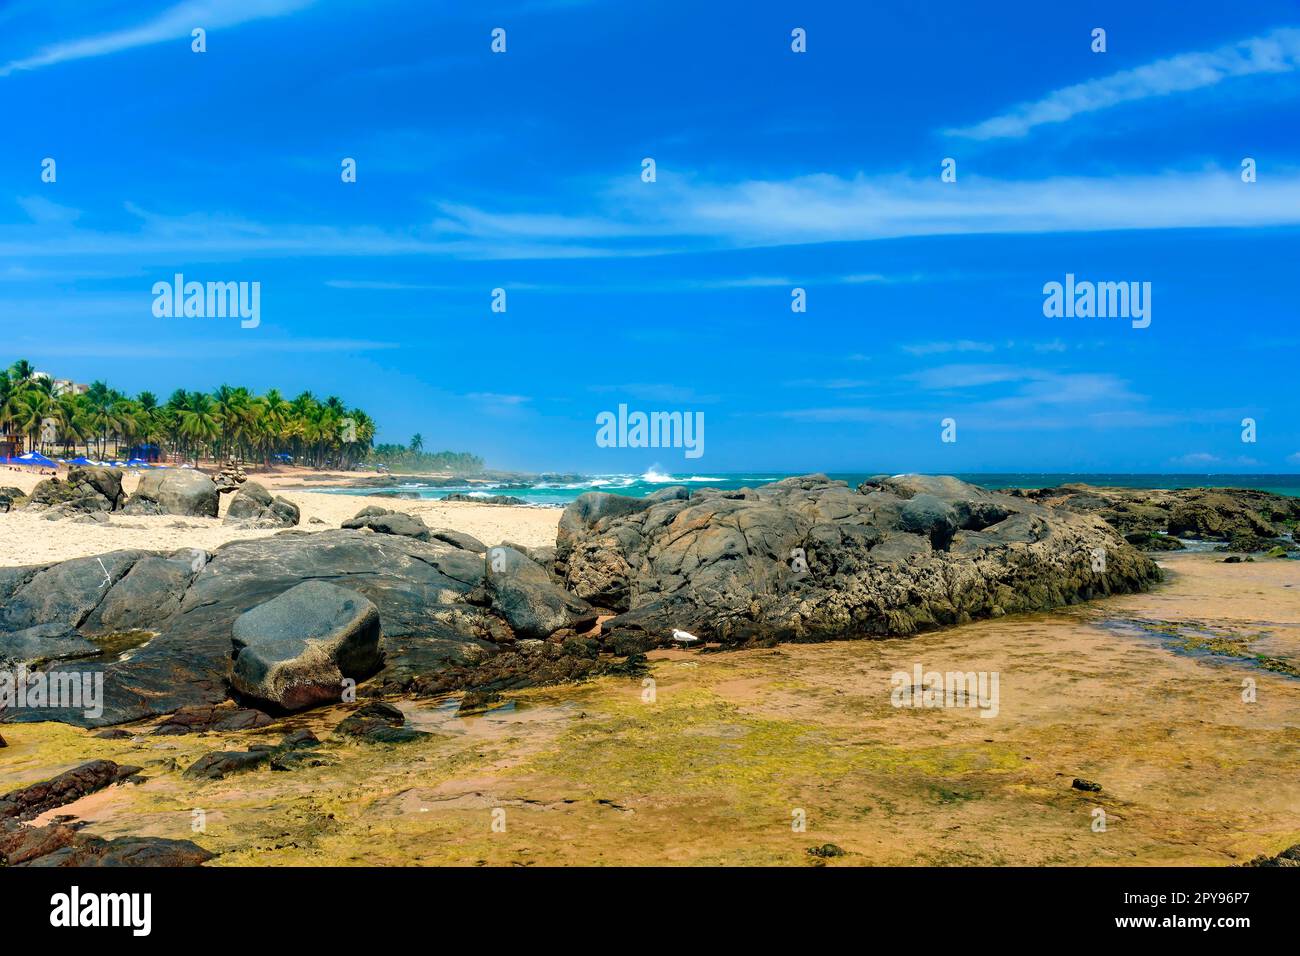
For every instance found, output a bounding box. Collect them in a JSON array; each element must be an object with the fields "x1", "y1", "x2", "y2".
[{"x1": 322, "y1": 470, "x2": 1300, "y2": 507}]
